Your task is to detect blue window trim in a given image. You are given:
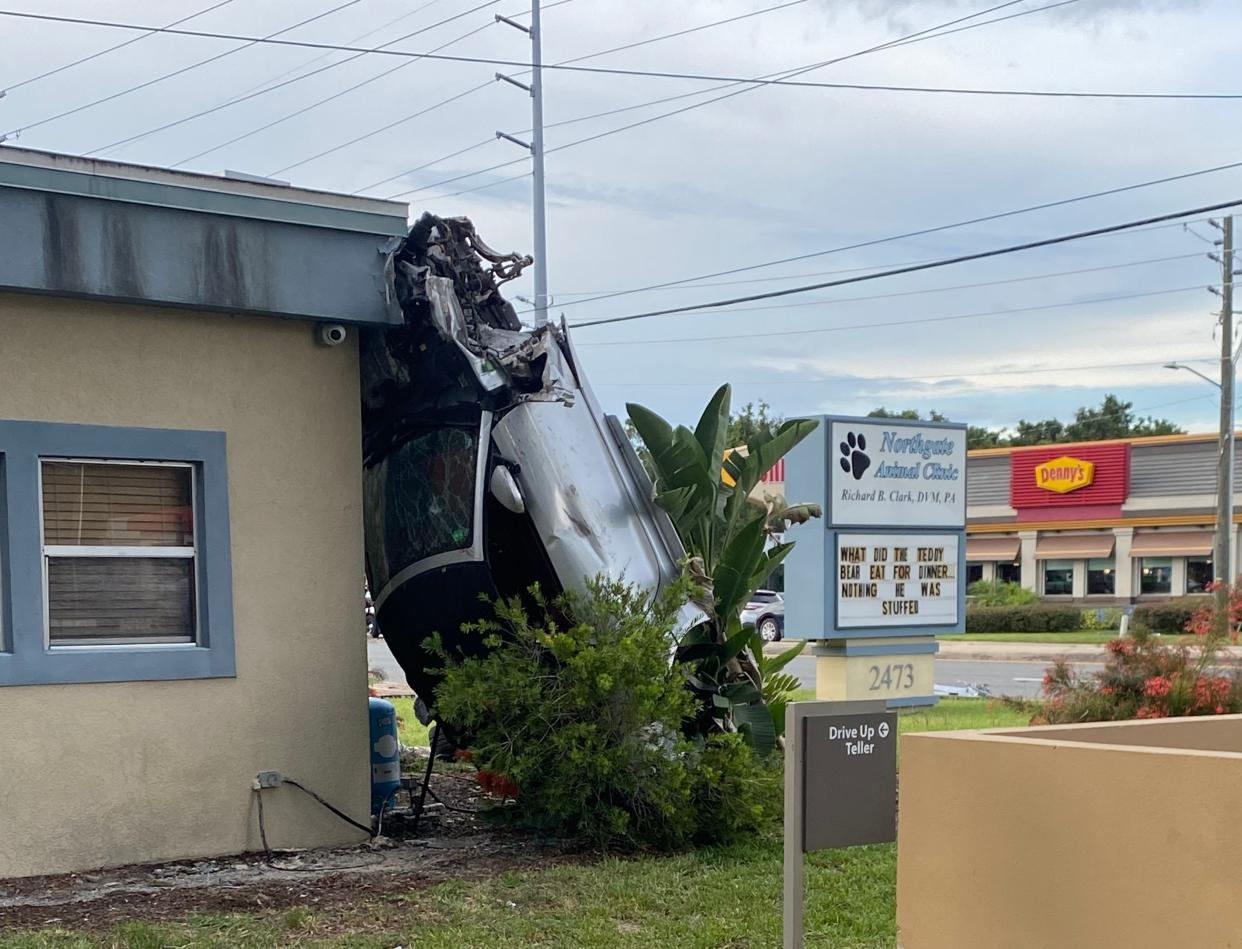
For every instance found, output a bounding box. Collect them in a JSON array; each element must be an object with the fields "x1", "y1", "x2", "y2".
[{"x1": 0, "y1": 420, "x2": 234, "y2": 686}]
